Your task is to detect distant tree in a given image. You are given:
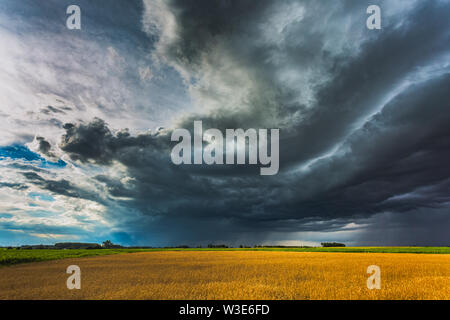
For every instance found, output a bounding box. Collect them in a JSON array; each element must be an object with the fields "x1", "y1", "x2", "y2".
[
  {"x1": 207, "y1": 244, "x2": 228, "y2": 248},
  {"x1": 55, "y1": 242, "x2": 101, "y2": 249},
  {"x1": 102, "y1": 240, "x2": 113, "y2": 248},
  {"x1": 321, "y1": 242, "x2": 346, "y2": 247}
]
